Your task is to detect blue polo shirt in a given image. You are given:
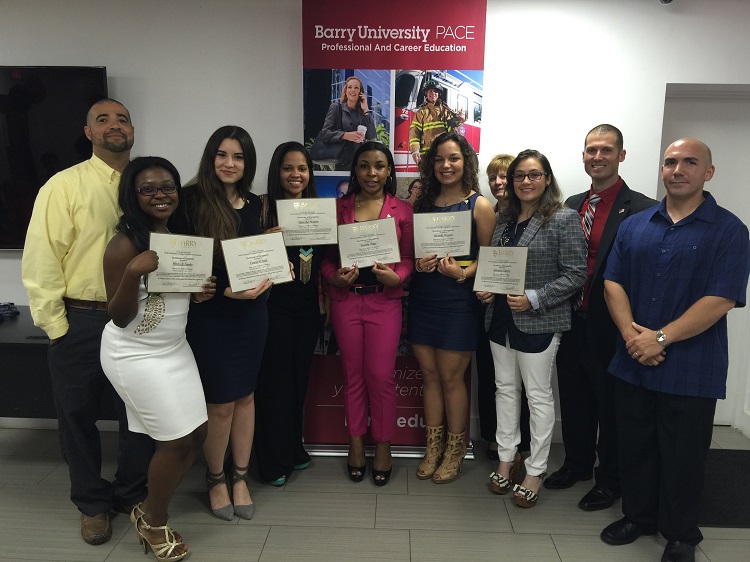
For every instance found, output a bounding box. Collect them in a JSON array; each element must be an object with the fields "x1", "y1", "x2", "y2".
[{"x1": 604, "y1": 192, "x2": 749, "y2": 399}]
